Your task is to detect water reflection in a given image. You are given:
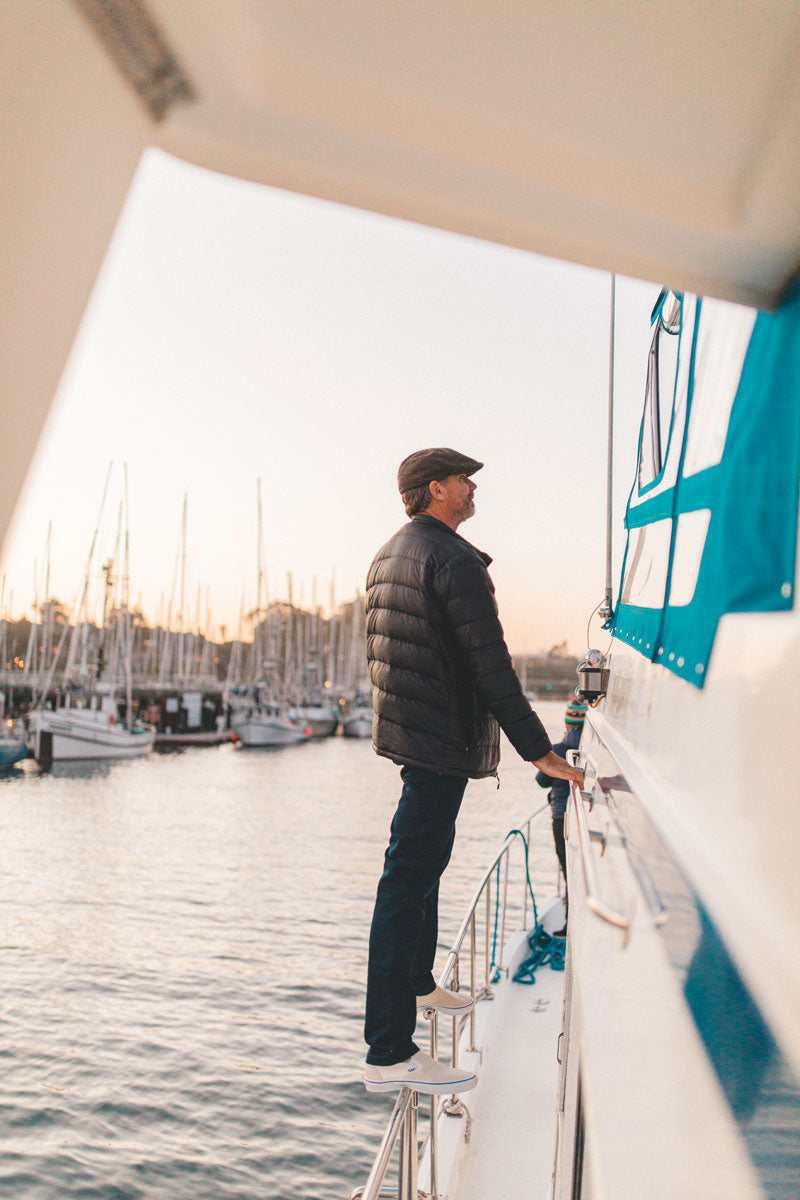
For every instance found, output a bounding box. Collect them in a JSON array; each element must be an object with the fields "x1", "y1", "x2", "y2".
[
  {"x1": 0, "y1": 762, "x2": 28, "y2": 783},
  {"x1": 0, "y1": 703, "x2": 567, "y2": 1199},
  {"x1": 42, "y1": 758, "x2": 122, "y2": 781}
]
